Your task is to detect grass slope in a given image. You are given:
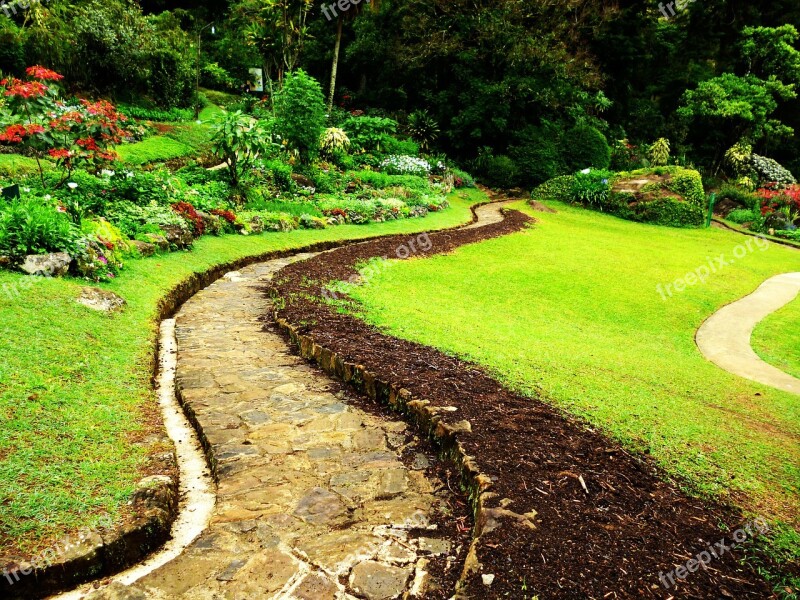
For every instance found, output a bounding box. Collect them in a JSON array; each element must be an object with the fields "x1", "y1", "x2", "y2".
[
  {"x1": 348, "y1": 200, "x2": 800, "y2": 527},
  {"x1": 753, "y1": 294, "x2": 800, "y2": 380},
  {"x1": 0, "y1": 190, "x2": 479, "y2": 558}
]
